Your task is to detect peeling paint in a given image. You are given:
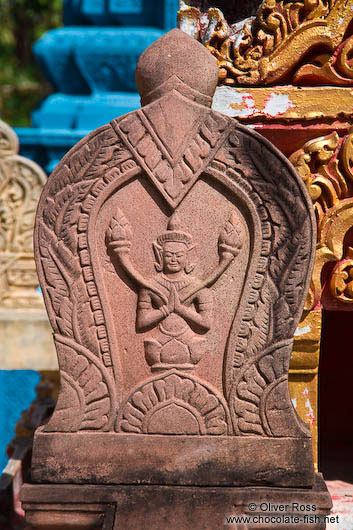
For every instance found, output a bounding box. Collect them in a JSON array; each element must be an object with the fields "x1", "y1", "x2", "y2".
[
  {"x1": 263, "y1": 93, "x2": 296, "y2": 117},
  {"x1": 232, "y1": 18, "x2": 255, "y2": 48},
  {"x1": 305, "y1": 397, "x2": 315, "y2": 426},
  {"x1": 212, "y1": 87, "x2": 255, "y2": 117},
  {"x1": 302, "y1": 388, "x2": 315, "y2": 426},
  {"x1": 213, "y1": 86, "x2": 353, "y2": 122},
  {"x1": 200, "y1": 13, "x2": 210, "y2": 35},
  {"x1": 179, "y1": 15, "x2": 199, "y2": 38},
  {"x1": 204, "y1": 9, "x2": 228, "y2": 42},
  {"x1": 294, "y1": 324, "x2": 311, "y2": 336},
  {"x1": 291, "y1": 397, "x2": 297, "y2": 409},
  {"x1": 212, "y1": 87, "x2": 262, "y2": 117},
  {"x1": 213, "y1": 87, "x2": 296, "y2": 119}
]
